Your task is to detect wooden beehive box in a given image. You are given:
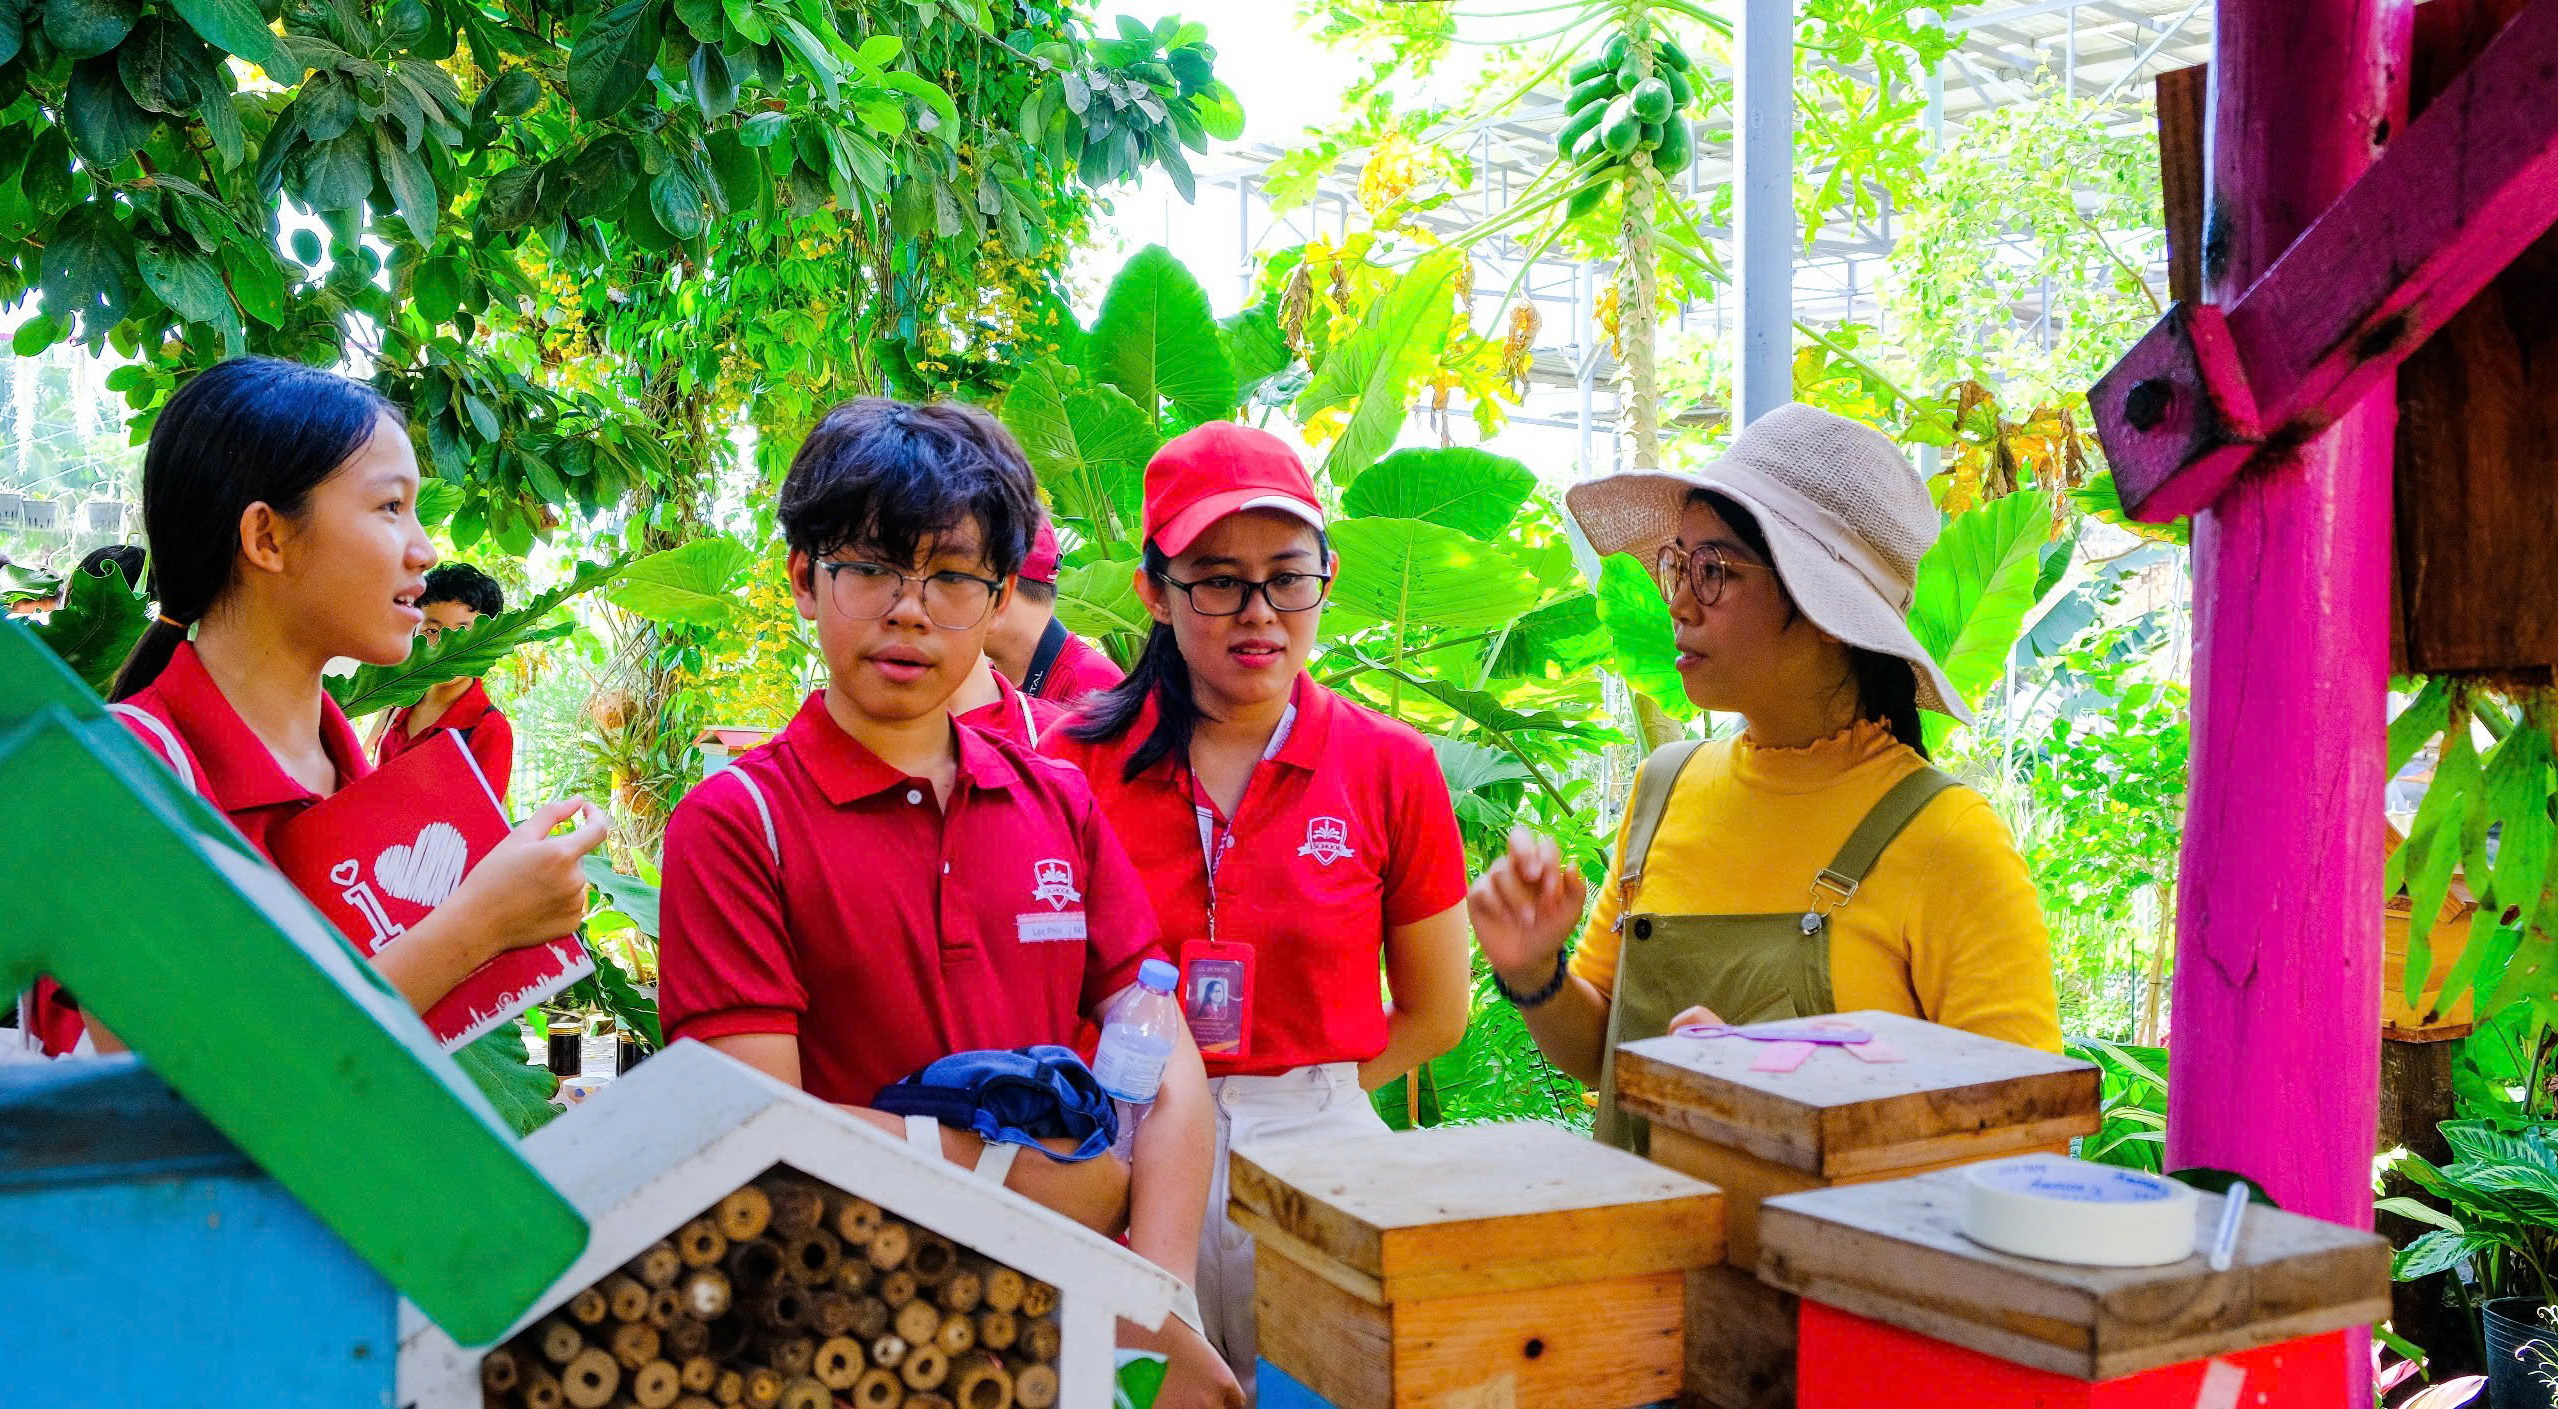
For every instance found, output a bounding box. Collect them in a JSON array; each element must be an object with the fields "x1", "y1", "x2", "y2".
[
  {"x1": 1612, "y1": 1012, "x2": 2100, "y2": 1409},
  {"x1": 399, "y1": 1041, "x2": 1184, "y2": 1409},
  {"x1": 1227, "y1": 1122, "x2": 1724, "y2": 1409},
  {"x1": 1759, "y1": 1168, "x2": 2391, "y2": 1402}
]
